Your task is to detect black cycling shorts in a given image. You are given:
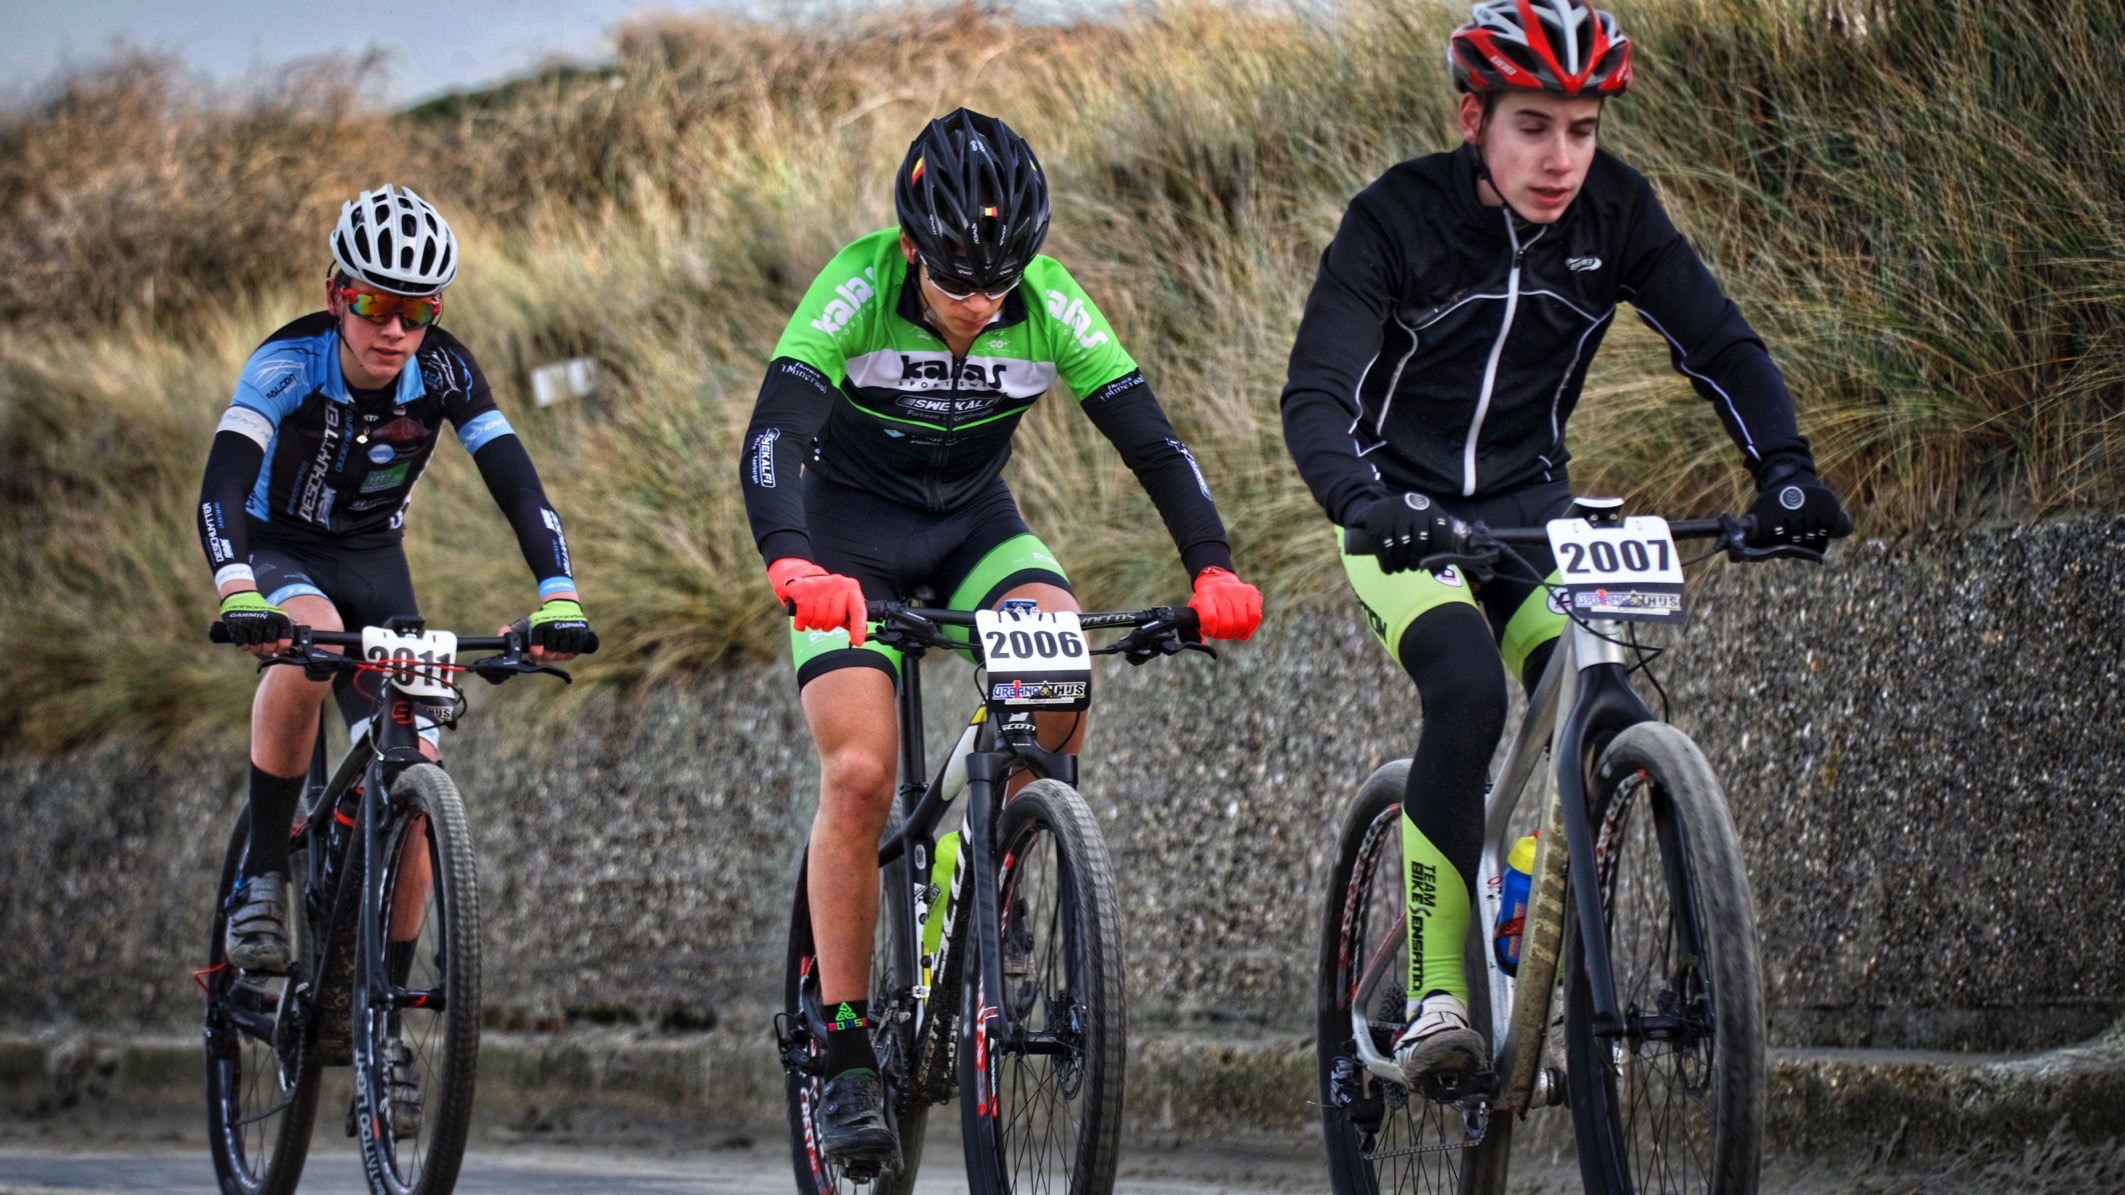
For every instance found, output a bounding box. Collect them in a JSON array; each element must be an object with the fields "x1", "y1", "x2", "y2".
[
  {"x1": 250, "y1": 531, "x2": 422, "y2": 733},
  {"x1": 791, "y1": 474, "x2": 1071, "y2": 689}
]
